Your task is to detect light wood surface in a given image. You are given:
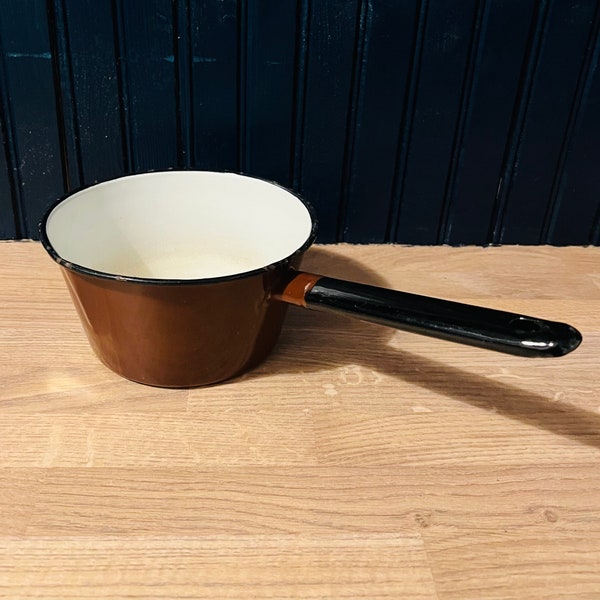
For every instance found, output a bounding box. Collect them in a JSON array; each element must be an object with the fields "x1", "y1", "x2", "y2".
[{"x1": 1, "y1": 241, "x2": 599, "y2": 599}]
